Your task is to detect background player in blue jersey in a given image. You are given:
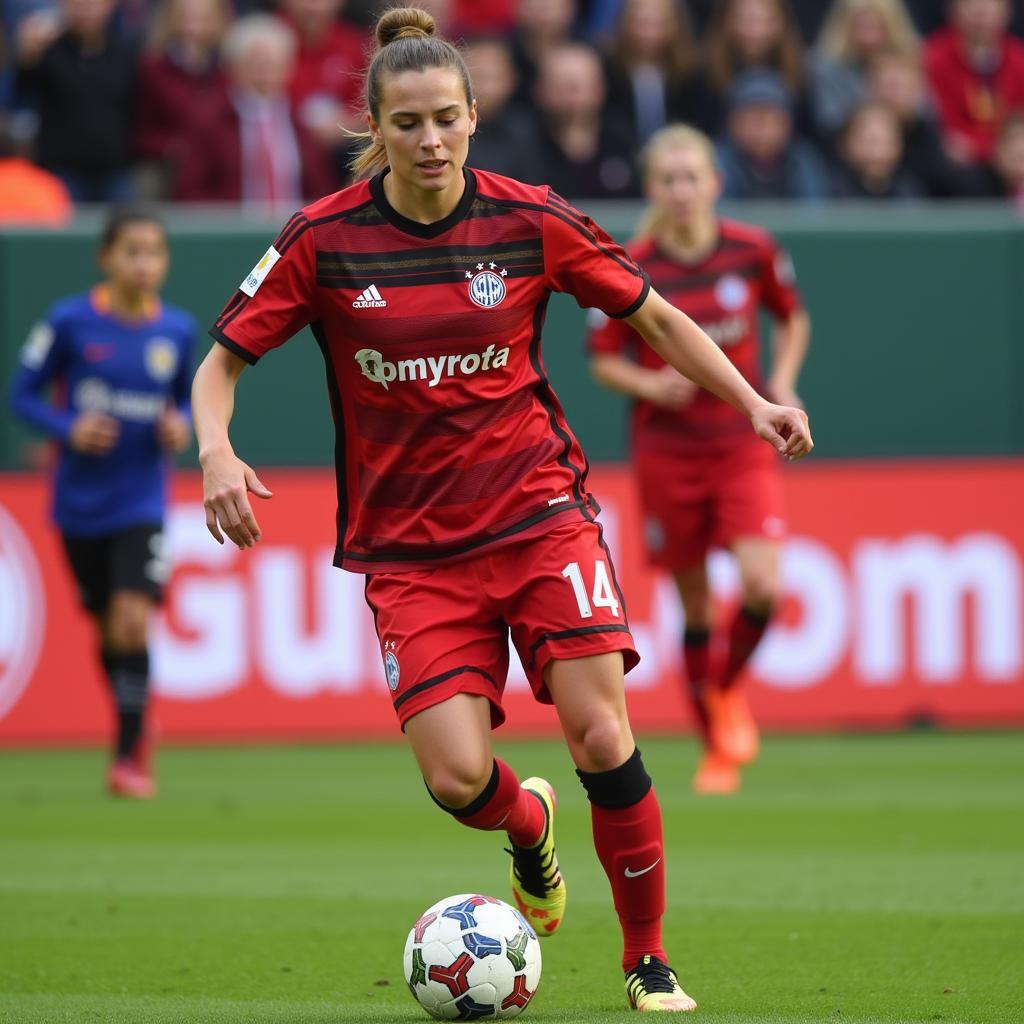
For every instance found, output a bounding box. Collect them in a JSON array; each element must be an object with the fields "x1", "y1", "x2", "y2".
[{"x1": 10, "y1": 207, "x2": 195, "y2": 799}]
